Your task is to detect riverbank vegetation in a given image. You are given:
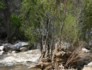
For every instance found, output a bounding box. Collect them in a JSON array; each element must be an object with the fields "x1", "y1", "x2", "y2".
[{"x1": 0, "y1": 0, "x2": 92, "y2": 70}]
